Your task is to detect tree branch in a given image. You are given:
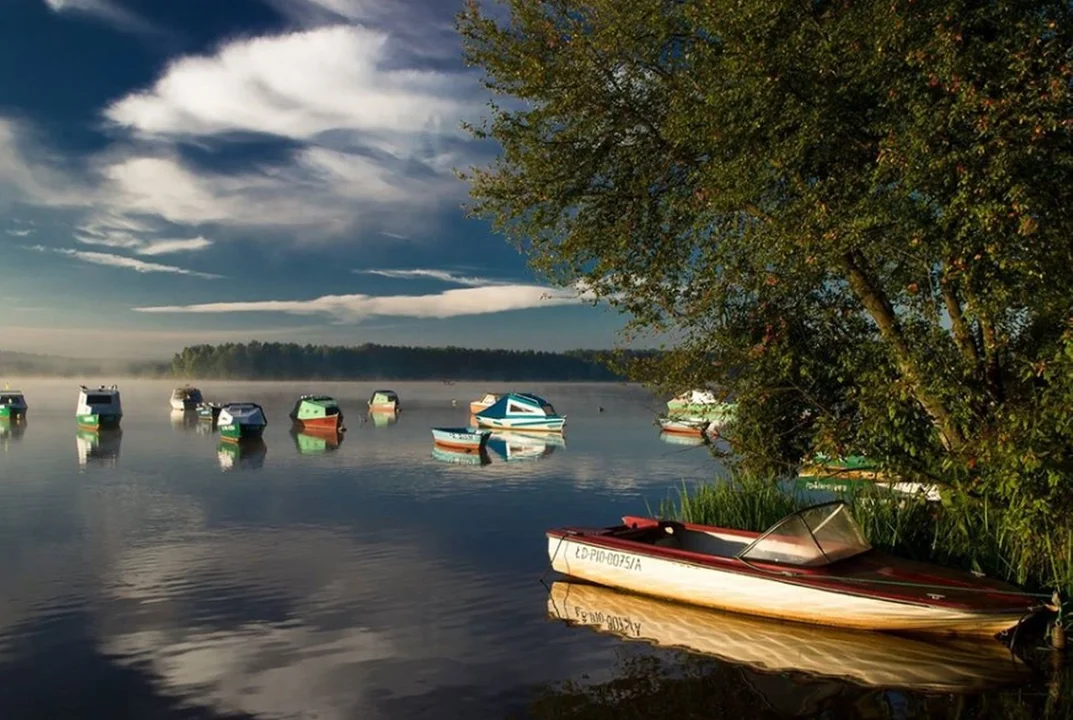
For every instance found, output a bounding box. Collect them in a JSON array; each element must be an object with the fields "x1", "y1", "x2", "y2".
[{"x1": 939, "y1": 267, "x2": 981, "y2": 366}]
